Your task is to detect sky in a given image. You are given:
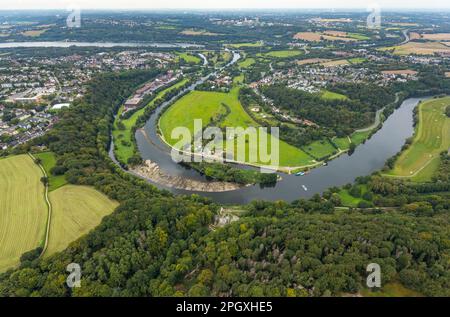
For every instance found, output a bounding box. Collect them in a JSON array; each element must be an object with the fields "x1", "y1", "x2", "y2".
[{"x1": 2, "y1": 0, "x2": 450, "y2": 10}]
